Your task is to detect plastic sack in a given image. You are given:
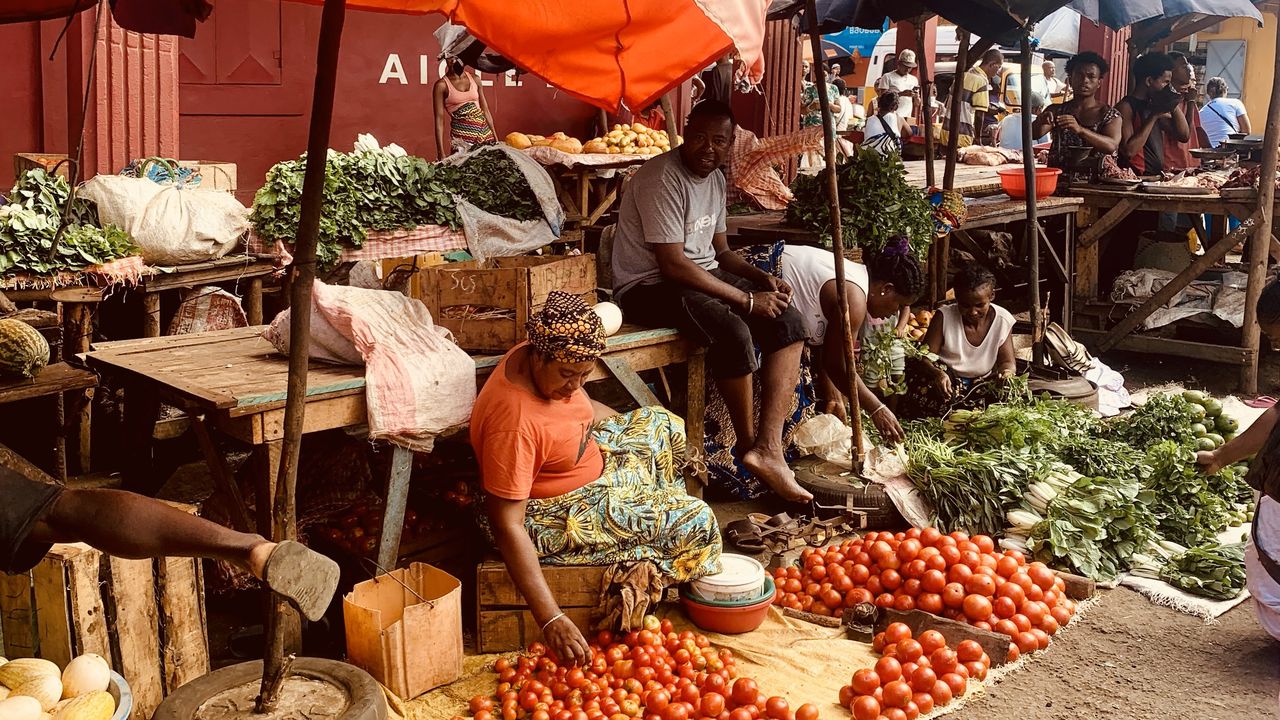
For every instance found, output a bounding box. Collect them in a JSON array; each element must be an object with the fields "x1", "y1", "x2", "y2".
[
  {"x1": 80, "y1": 173, "x2": 248, "y2": 265},
  {"x1": 792, "y1": 414, "x2": 856, "y2": 469}
]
